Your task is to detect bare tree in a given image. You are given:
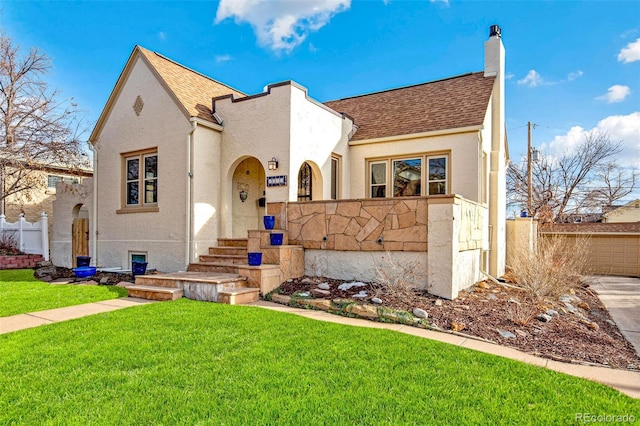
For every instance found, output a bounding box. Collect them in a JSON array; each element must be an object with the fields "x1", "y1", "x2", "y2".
[
  {"x1": 507, "y1": 131, "x2": 635, "y2": 222},
  {"x1": 0, "y1": 34, "x2": 89, "y2": 209}
]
